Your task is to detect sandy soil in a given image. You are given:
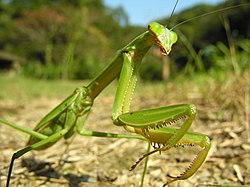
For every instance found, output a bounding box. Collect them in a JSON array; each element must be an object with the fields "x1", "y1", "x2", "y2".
[{"x1": 0, "y1": 73, "x2": 249, "y2": 187}]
